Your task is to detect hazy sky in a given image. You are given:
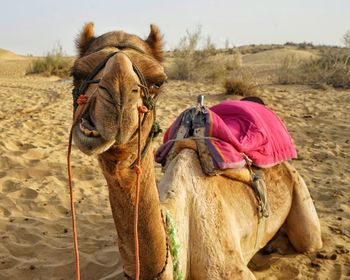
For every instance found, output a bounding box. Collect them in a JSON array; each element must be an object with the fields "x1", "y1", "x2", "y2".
[{"x1": 1, "y1": 0, "x2": 349, "y2": 55}]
